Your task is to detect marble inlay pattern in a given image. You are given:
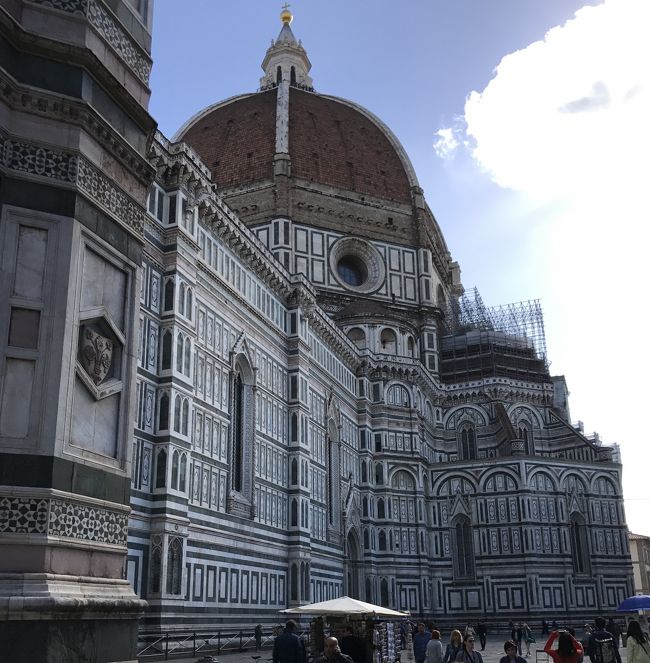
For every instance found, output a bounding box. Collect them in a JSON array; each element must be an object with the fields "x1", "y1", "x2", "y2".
[
  {"x1": 0, "y1": 496, "x2": 128, "y2": 546},
  {"x1": 0, "y1": 497, "x2": 49, "y2": 534},
  {"x1": 0, "y1": 133, "x2": 144, "y2": 236}
]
